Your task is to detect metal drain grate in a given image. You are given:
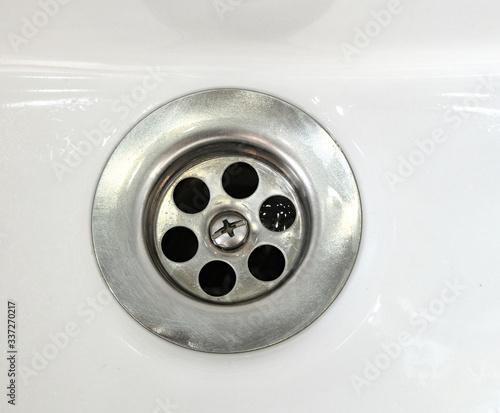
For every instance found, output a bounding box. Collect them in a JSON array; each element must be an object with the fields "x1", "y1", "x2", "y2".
[{"x1": 151, "y1": 156, "x2": 306, "y2": 304}]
